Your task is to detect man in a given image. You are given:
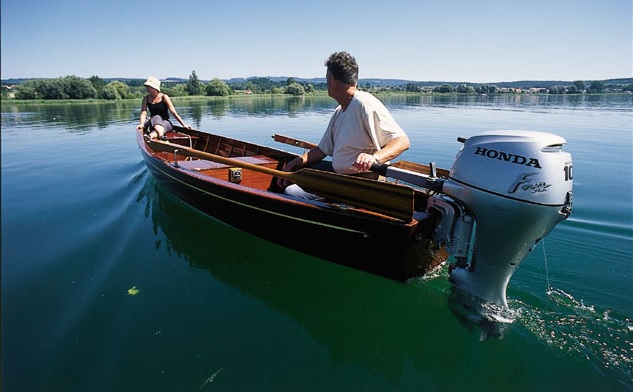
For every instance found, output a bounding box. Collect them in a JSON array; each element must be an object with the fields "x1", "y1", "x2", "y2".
[{"x1": 277, "y1": 51, "x2": 410, "y2": 199}]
